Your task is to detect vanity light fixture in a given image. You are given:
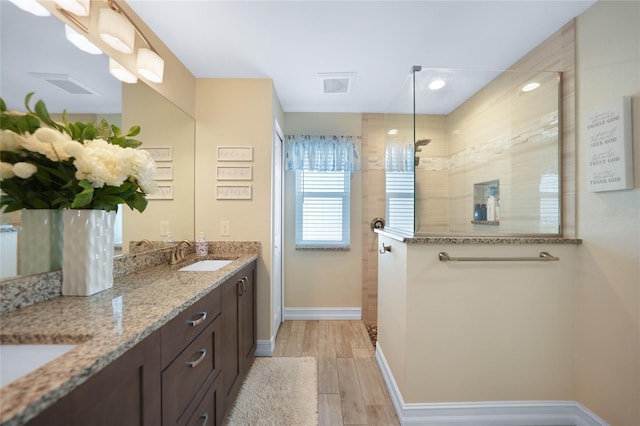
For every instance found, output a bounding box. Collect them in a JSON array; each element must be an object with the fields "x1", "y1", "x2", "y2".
[
  {"x1": 54, "y1": 0, "x2": 90, "y2": 16},
  {"x1": 387, "y1": 129, "x2": 398, "y2": 135},
  {"x1": 522, "y1": 82, "x2": 540, "y2": 92},
  {"x1": 98, "y1": 7, "x2": 135, "y2": 53},
  {"x1": 136, "y1": 48, "x2": 164, "y2": 83},
  {"x1": 99, "y1": 0, "x2": 165, "y2": 83},
  {"x1": 65, "y1": 25, "x2": 102, "y2": 55},
  {"x1": 7, "y1": 0, "x2": 50, "y2": 16},
  {"x1": 108, "y1": 58, "x2": 138, "y2": 84},
  {"x1": 428, "y1": 79, "x2": 446, "y2": 90}
]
